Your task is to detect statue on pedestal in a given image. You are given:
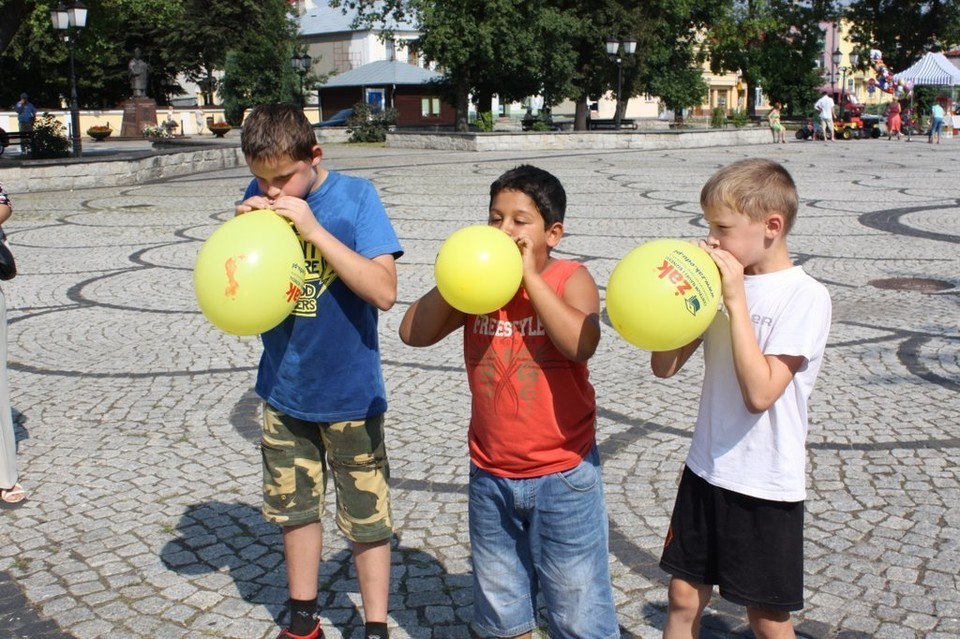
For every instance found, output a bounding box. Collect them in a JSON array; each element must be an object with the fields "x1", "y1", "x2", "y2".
[
  {"x1": 129, "y1": 48, "x2": 150, "y2": 98},
  {"x1": 120, "y1": 47, "x2": 157, "y2": 138}
]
